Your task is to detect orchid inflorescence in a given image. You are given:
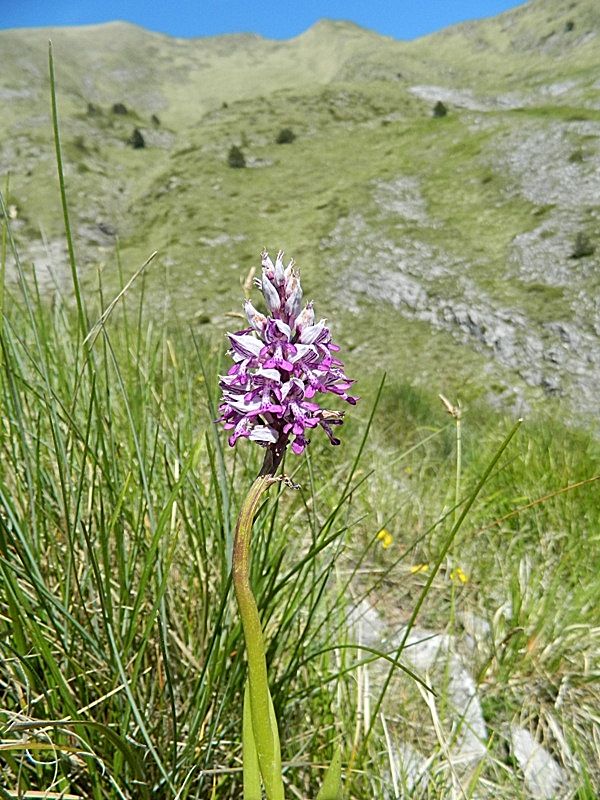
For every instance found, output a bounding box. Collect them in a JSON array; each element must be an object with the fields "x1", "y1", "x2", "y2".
[{"x1": 219, "y1": 249, "x2": 357, "y2": 468}]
